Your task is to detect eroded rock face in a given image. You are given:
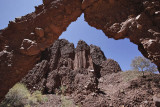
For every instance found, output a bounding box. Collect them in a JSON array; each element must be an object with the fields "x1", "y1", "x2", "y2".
[
  {"x1": 100, "y1": 59, "x2": 122, "y2": 77},
  {"x1": 0, "y1": 0, "x2": 83, "y2": 101},
  {"x1": 0, "y1": 0, "x2": 160, "y2": 101},
  {"x1": 84, "y1": 0, "x2": 160, "y2": 71},
  {"x1": 21, "y1": 39, "x2": 121, "y2": 95},
  {"x1": 74, "y1": 40, "x2": 92, "y2": 70},
  {"x1": 21, "y1": 60, "x2": 49, "y2": 92},
  {"x1": 90, "y1": 44, "x2": 106, "y2": 66}
]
